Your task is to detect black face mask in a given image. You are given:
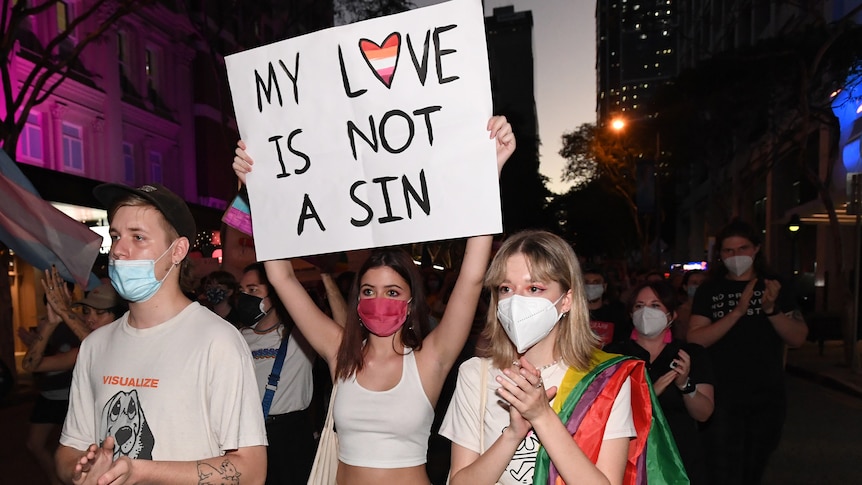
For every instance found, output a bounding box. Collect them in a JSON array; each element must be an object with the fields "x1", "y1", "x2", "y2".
[
  {"x1": 205, "y1": 287, "x2": 227, "y2": 305},
  {"x1": 235, "y1": 293, "x2": 266, "y2": 328}
]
